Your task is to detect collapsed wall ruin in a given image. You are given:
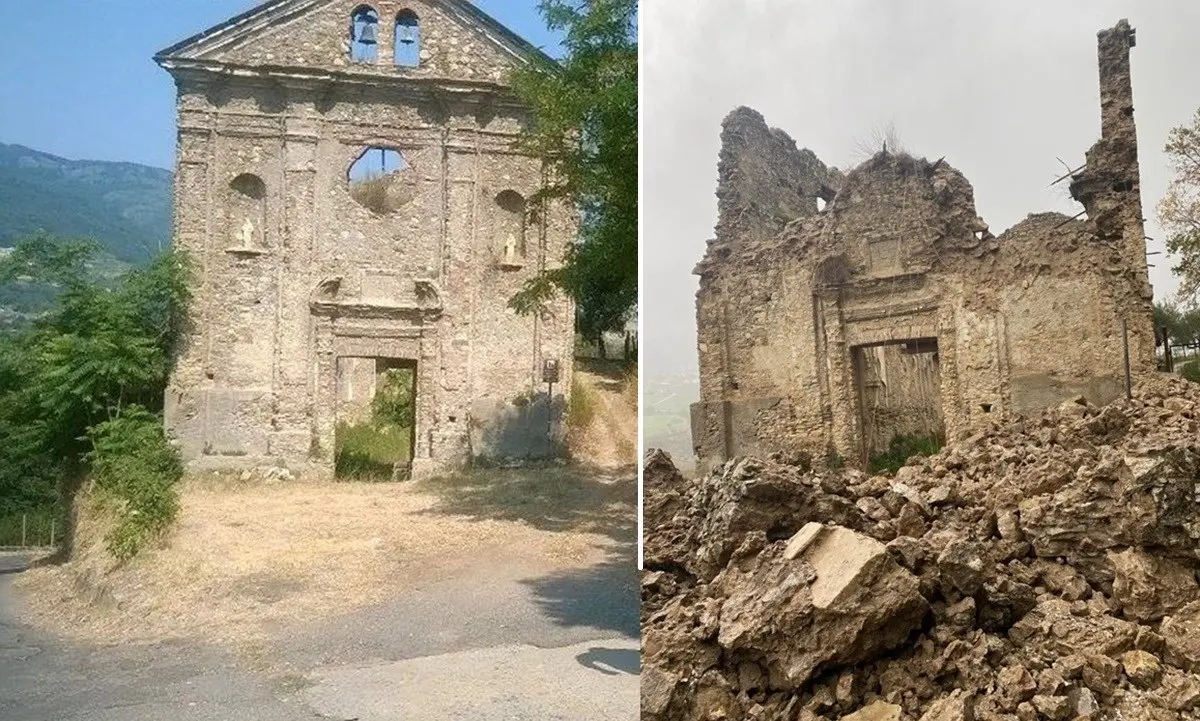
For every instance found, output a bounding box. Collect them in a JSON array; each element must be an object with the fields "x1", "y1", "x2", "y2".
[
  {"x1": 155, "y1": 0, "x2": 575, "y2": 478},
  {"x1": 691, "y1": 20, "x2": 1155, "y2": 474}
]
